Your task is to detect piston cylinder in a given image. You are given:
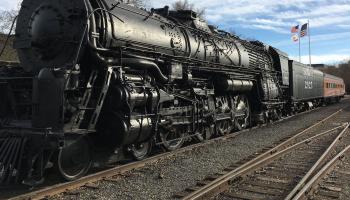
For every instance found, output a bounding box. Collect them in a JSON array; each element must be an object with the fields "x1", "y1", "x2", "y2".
[{"x1": 215, "y1": 78, "x2": 253, "y2": 93}]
